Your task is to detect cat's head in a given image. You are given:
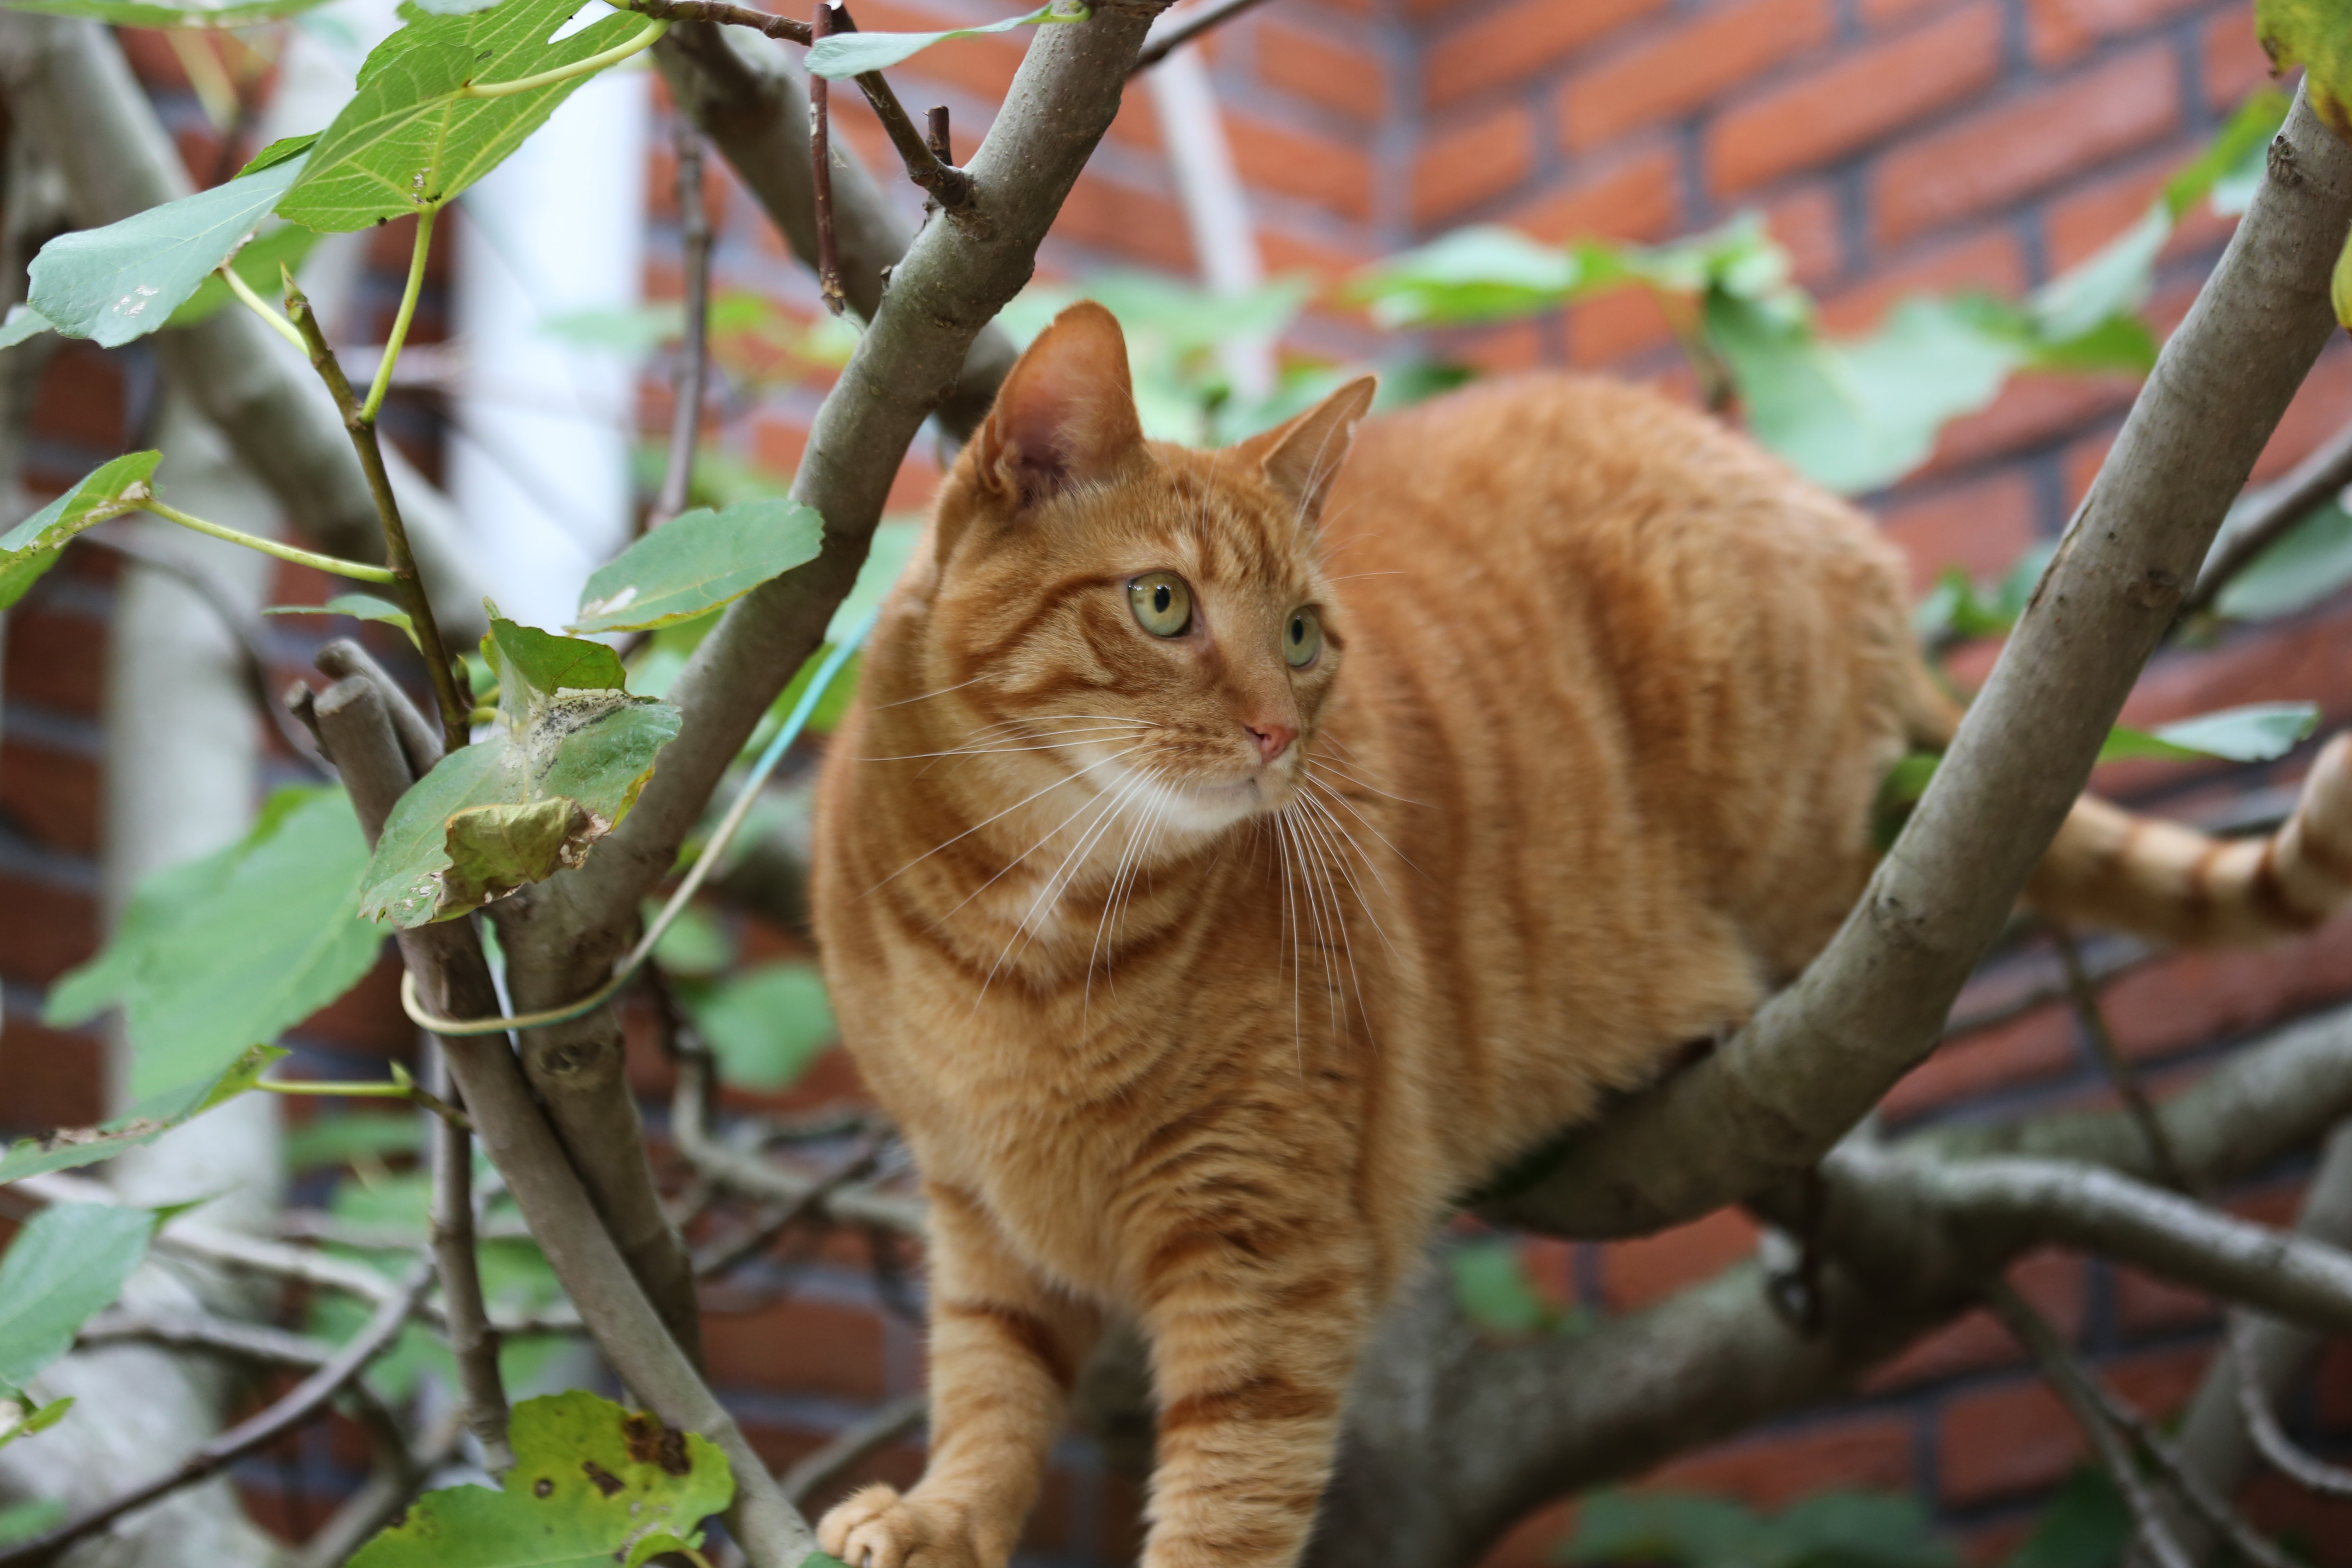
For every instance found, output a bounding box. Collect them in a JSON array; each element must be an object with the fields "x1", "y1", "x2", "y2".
[{"x1": 892, "y1": 301, "x2": 1375, "y2": 836}]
